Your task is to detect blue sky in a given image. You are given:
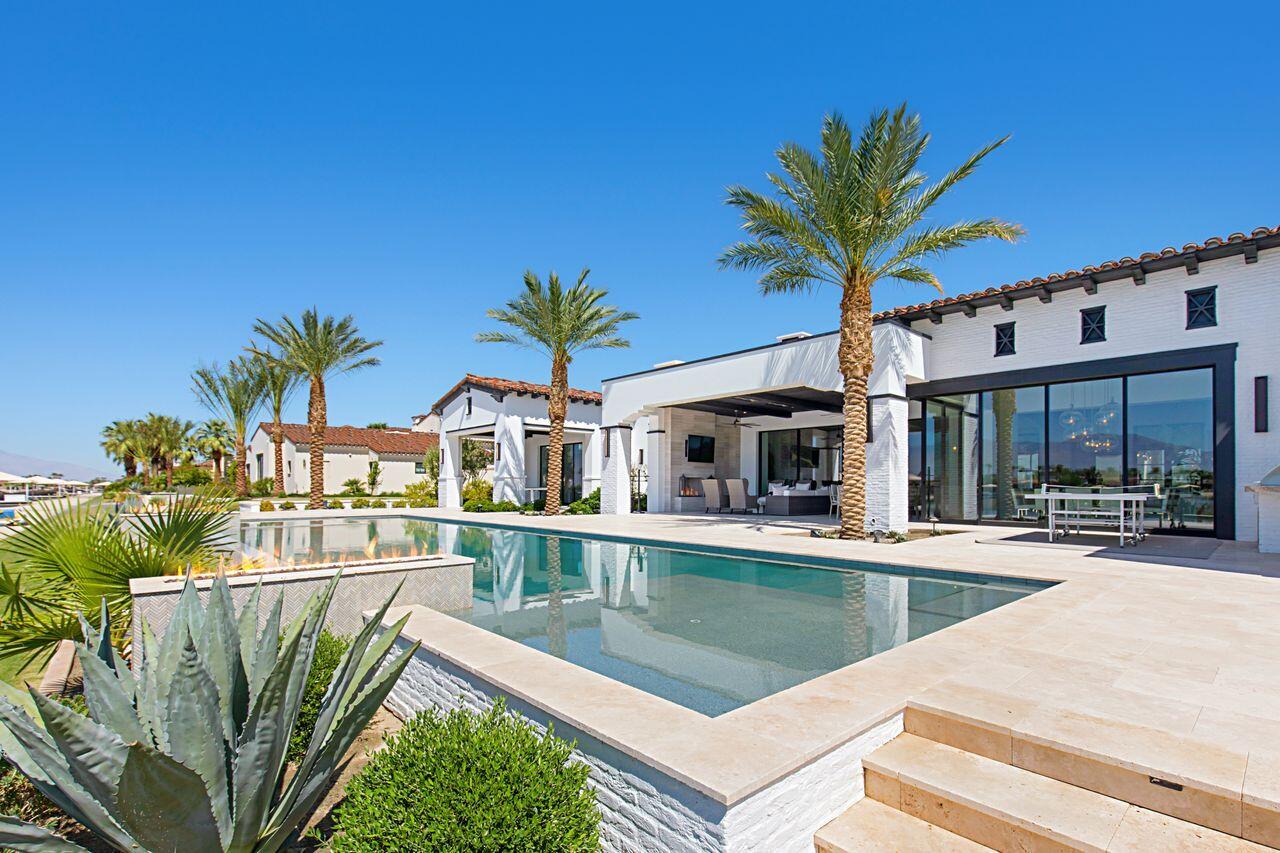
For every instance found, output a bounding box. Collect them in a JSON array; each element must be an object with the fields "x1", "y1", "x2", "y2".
[{"x1": 3, "y1": 2, "x2": 1277, "y2": 473}]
